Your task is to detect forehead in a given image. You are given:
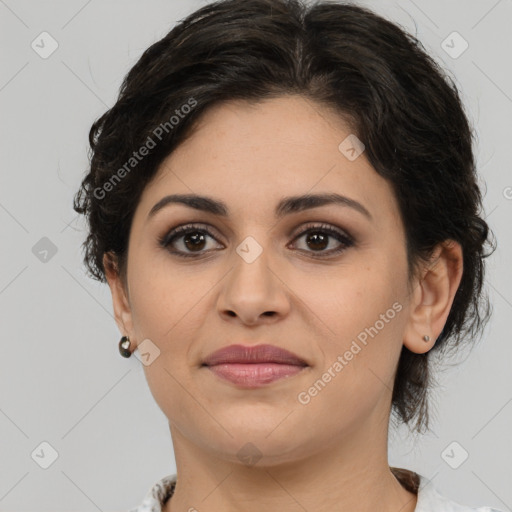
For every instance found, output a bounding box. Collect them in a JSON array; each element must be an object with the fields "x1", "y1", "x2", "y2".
[{"x1": 137, "y1": 95, "x2": 401, "y2": 227}]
